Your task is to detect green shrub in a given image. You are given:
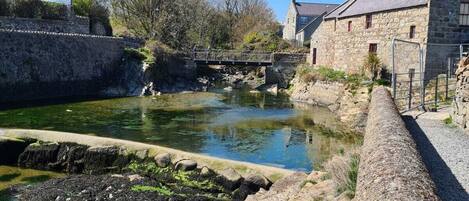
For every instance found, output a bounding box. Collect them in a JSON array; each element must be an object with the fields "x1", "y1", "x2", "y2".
[
  {"x1": 41, "y1": 1, "x2": 68, "y2": 20},
  {"x1": 444, "y1": 116, "x2": 453, "y2": 125},
  {"x1": 14, "y1": 0, "x2": 43, "y2": 18},
  {"x1": 125, "y1": 47, "x2": 156, "y2": 64},
  {"x1": 363, "y1": 53, "x2": 382, "y2": 81},
  {"x1": 0, "y1": 0, "x2": 11, "y2": 16},
  {"x1": 73, "y1": 0, "x2": 92, "y2": 16},
  {"x1": 240, "y1": 31, "x2": 290, "y2": 52},
  {"x1": 345, "y1": 154, "x2": 360, "y2": 199}
]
